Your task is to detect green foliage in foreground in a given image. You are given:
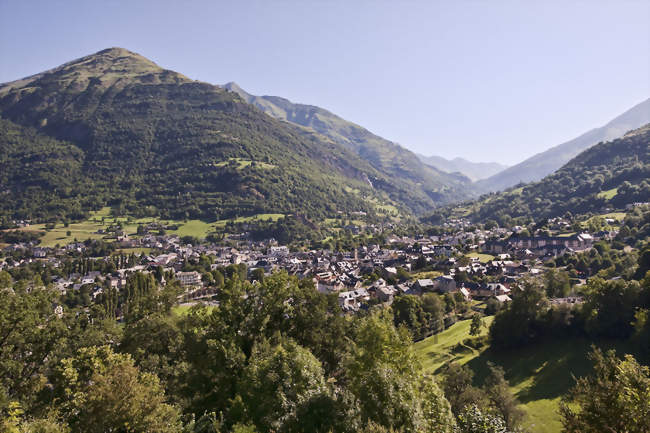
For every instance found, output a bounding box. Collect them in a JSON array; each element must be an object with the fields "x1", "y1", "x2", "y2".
[
  {"x1": 0, "y1": 272, "x2": 463, "y2": 433},
  {"x1": 560, "y1": 348, "x2": 650, "y2": 433}
]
